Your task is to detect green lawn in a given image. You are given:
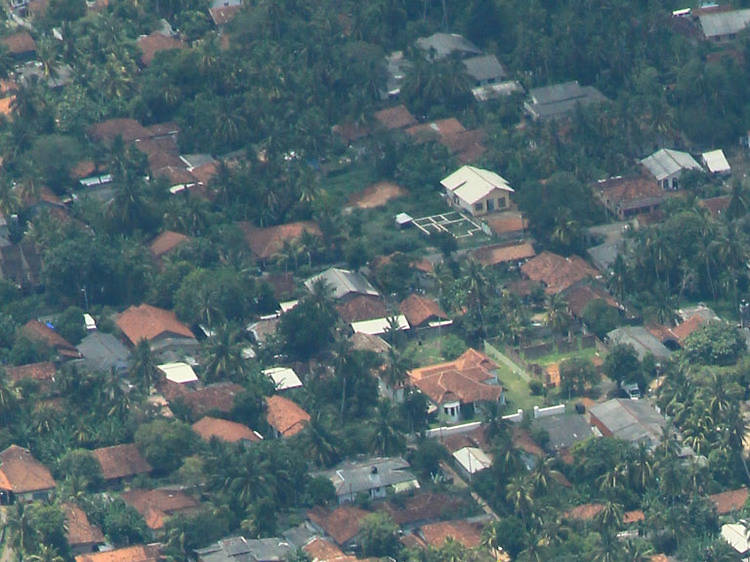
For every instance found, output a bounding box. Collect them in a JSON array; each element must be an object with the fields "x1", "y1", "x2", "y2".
[
  {"x1": 531, "y1": 346, "x2": 599, "y2": 366},
  {"x1": 495, "y1": 361, "x2": 544, "y2": 411}
]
